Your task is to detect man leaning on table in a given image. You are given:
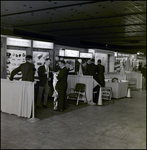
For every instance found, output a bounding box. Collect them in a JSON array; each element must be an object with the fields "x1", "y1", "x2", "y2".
[
  {"x1": 36, "y1": 57, "x2": 53, "y2": 108},
  {"x1": 9, "y1": 55, "x2": 36, "y2": 82}
]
